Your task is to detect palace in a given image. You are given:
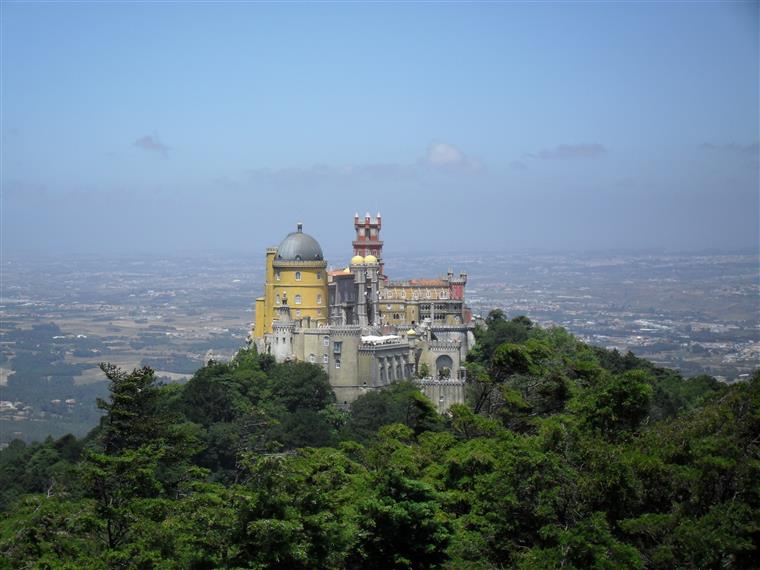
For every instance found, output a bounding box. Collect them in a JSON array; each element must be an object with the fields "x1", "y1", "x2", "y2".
[{"x1": 251, "y1": 213, "x2": 475, "y2": 411}]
